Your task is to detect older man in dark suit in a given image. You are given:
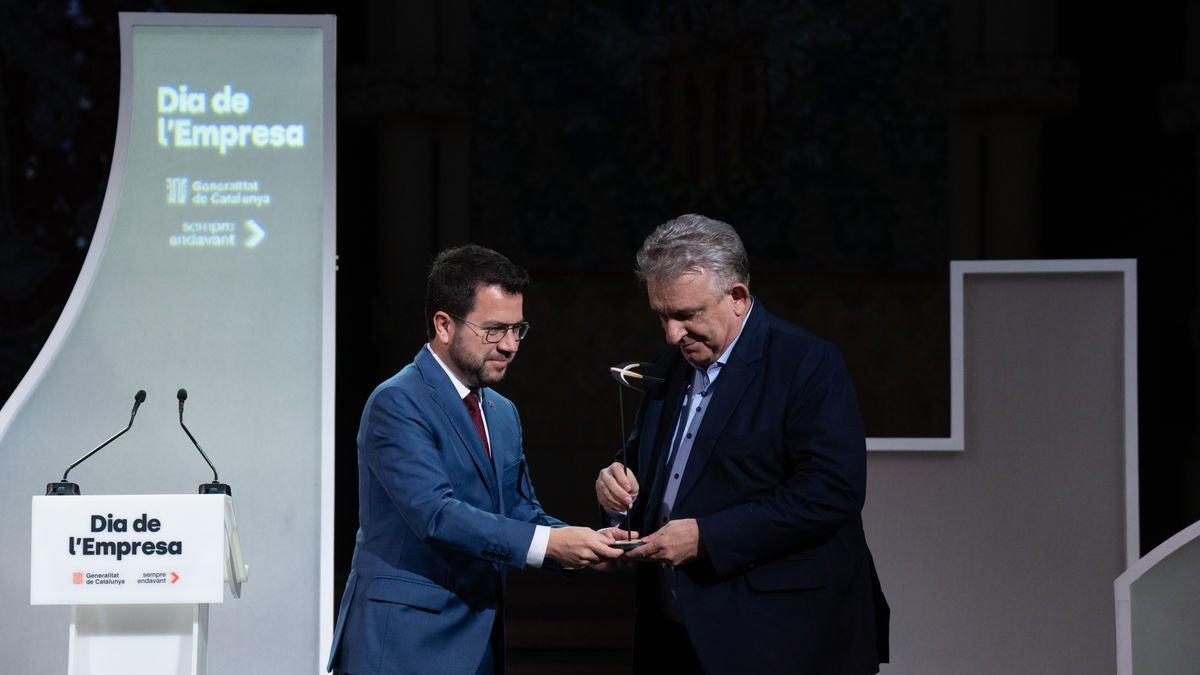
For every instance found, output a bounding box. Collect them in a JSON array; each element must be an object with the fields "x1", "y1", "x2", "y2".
[{"x1": 597, "y1": 214, "x2": 889, "y2": 675}]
